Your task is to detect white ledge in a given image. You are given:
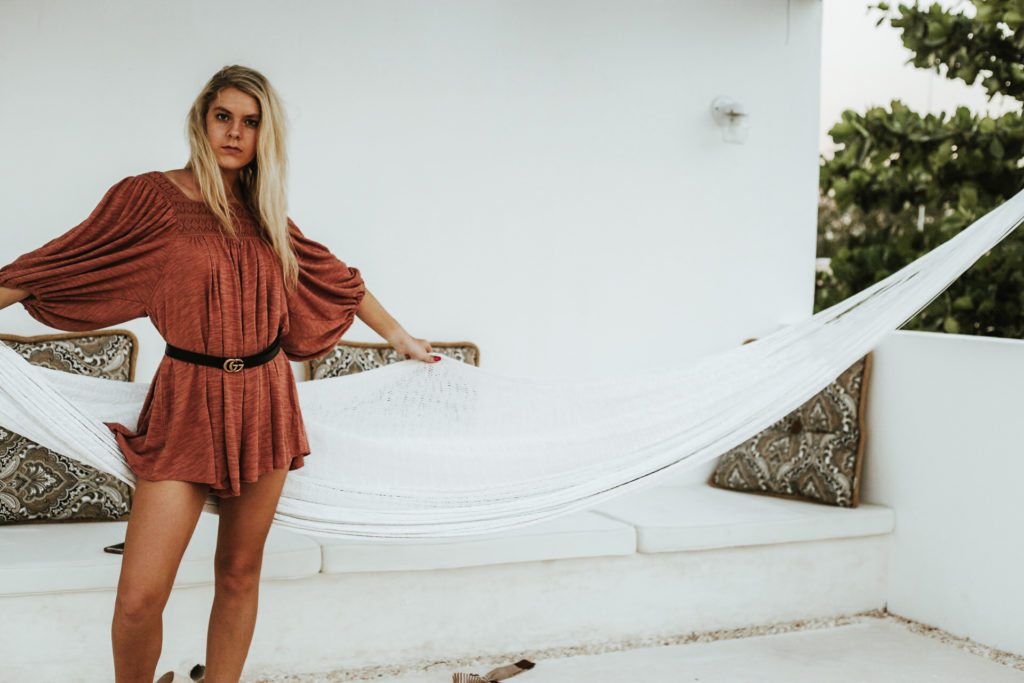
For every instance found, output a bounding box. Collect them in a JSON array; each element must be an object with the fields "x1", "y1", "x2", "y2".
[
  {"x1": 0, "y1": 514, "x2": 321, "y2": 597},
  {"x1": 0, "y1": 485, "x2": 895, "y2": 597},
  {"x1": 317, "y1": 510, "x2": 637, "y2": 573},
  {"x1": 0, "y1": 487, "x2": 896, "y2": 679},
  {"x1": 592, "y1": 484, "x2": 895, "y2": 553}
]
